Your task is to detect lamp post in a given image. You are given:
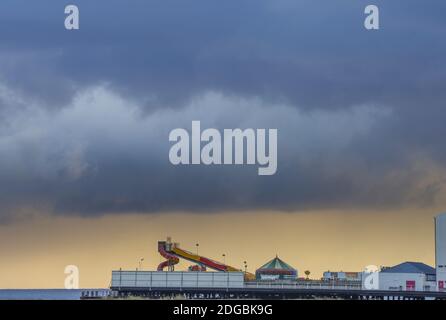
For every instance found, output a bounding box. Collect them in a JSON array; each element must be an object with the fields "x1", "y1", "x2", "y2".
[
  {"x1": 138, "y1": 258, "x2": 144, "y2": 270},
  {"x1": 196, "y1": 243, "x2": 199, "y2": 256},
  {"x1": 244, "y1": 261, "x2": 247, "y2": 274},
  {"x1": 222, "y1": 254, "x2": 226, "y2": 265}
]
